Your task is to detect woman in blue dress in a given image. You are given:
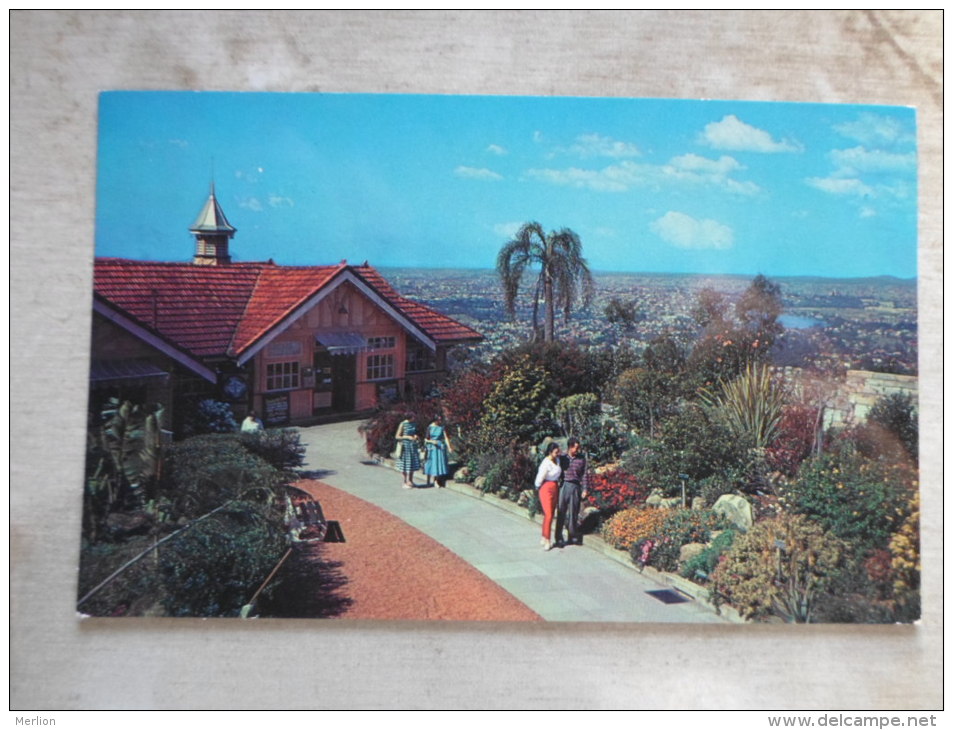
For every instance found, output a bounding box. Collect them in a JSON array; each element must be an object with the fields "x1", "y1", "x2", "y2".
[
  {"x1": 395, "y1": 412, "x2": 421, "y2": 489},
  {"x1": 424, "y1": 414, "x2": 453, "y2": 487}
]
